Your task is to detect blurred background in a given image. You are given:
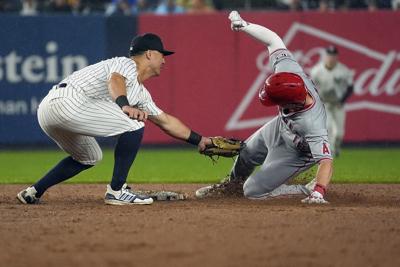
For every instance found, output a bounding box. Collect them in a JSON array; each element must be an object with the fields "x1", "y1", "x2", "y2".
[
  {"x1": 1, "y1": 0, "x2": 399, "y2": 15},
  {"x1": 0, "y1": 0, "x2": 399, "y2": 148}
]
